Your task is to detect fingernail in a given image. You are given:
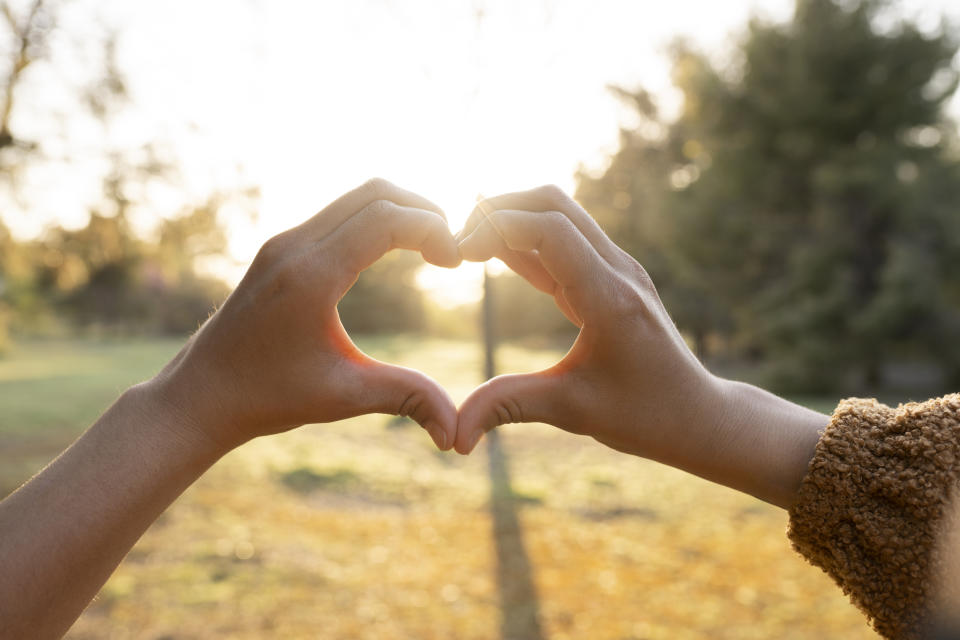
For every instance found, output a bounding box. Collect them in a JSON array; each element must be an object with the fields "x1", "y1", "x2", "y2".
[{"x1": 437, "y1": 429, "x2": 447, "y2": 450}]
